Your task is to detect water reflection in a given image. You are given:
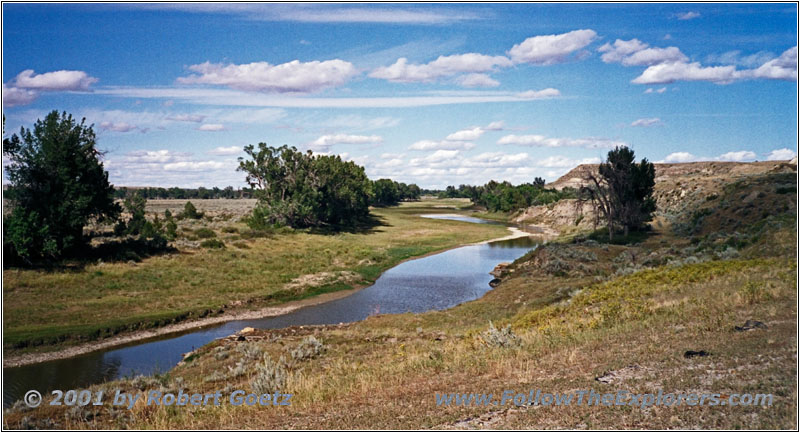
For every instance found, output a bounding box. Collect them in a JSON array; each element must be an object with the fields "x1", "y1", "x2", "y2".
[{"x1": 4, "y1": 218, "x2": 537, "y2": 407}]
